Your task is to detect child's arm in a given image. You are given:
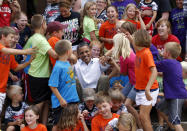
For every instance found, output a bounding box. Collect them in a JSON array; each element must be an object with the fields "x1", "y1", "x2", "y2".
[
  {"x1": 146, "y1": 11, "x2": 157, "y2": 30},
  {"x1": 145, "y1": 66, "x2": 158, "y2": 101},
  {"x1": 9, "y1": 72, "x2": 19, "y2": 82},
  {"x1": 47, "y1": 48, "x2": 58, "y2": 60},
  {"x1": 0, "y1": 47, "x2": 37, "y2": 55},
  {"x1": 80, "y1": 113, "x2": 89, "y2": 131},
  {"x1": 90, "y1": 31, "x2": 98, "y2": 41},
  {"x1": 136, "y1": 10, "x2": 146, "y2": 30},
  {"x1": 50, "y1": 86, "x2": 67, "y2": 107}
]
